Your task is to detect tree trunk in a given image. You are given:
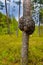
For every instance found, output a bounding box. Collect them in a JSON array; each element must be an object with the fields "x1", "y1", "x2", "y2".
[
  {"x1": 21, "y1": 31, "x2": 29, "y2": 65},
  {"x1": 19, "y1": 0, "x2": 35, "y2": 65},
  {"x1": 21, "y1": 0, "x2": 31, "y2": 65},
  {"x1": 16, "y1": 0, "x2": 21, "y2": 37},
  {"x1": 5, "y1": 0, "x2": 10, "y2": 34},
  {"x1": 23, "y1": 0, "x2": 31, "y2": 17}
]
